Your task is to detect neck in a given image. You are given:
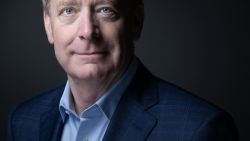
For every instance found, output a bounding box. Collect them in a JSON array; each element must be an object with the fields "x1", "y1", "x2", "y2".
[
  {"x1": 68, "y1": 59, "x2": 133, "y2": 115},
  {"x1": 68, "y1": 76, "x2": 115, "y2": 115}
]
